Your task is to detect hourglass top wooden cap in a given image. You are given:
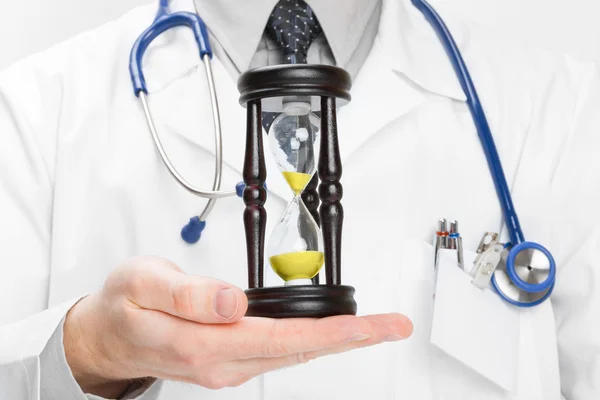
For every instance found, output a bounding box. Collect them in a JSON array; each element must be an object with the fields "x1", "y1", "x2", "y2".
[{"x1": 237, "y1": 65, "x2": 352, "y2": 110}]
